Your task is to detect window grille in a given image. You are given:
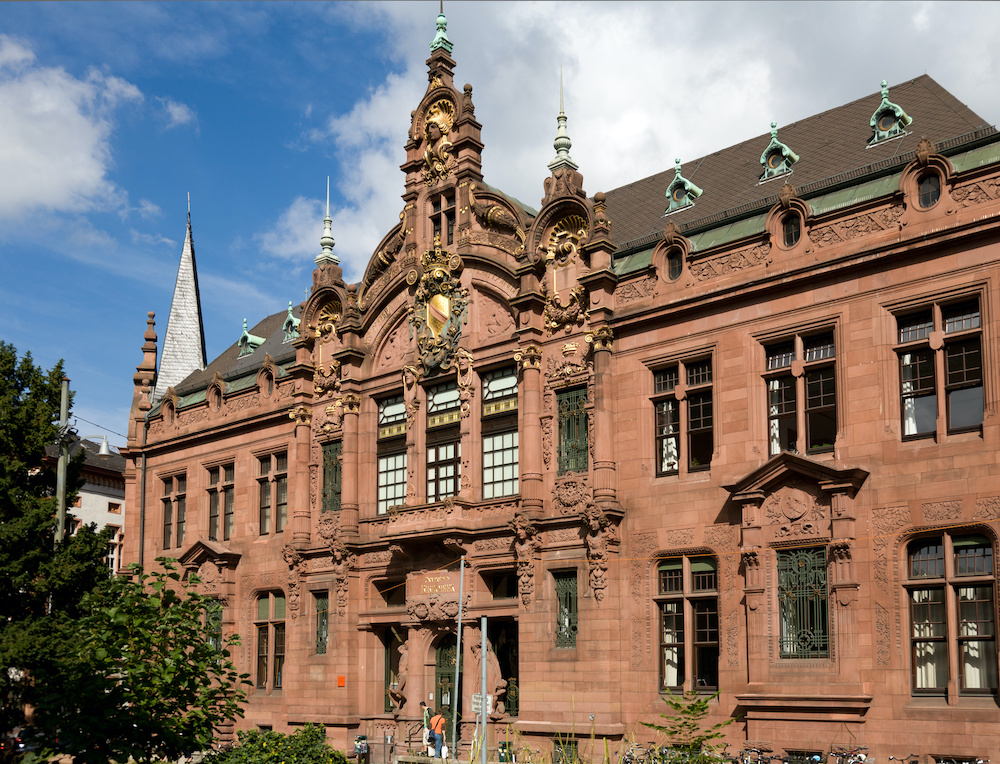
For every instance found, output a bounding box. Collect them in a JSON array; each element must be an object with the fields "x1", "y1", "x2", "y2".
[
  {"x1": 777, "y1": 547, "x2": 830, "y2": 658},
  {"x1": 557, "y1": 388, "x2": 588, "y2": 474},
  {"x1": 554, "y1": 571, "x2": 578, "y2": 648}
]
